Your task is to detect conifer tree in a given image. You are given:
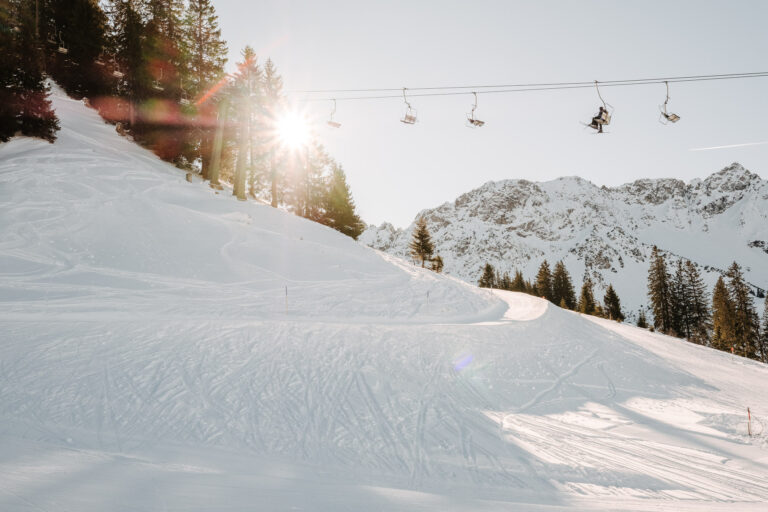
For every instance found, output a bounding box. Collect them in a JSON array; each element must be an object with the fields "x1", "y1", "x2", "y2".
[
  {"x1": 430, "y1": 255, "x2": 444, "y2": 274},
  {"x1": 44, "y1": 0, "x2": 108, "y2": 98},
  {"x1": 498, "y1": 271, "x2": 511, "y2": 290},
  {"x1": 647, "y1": 246, "x2": 673, "y2": 334},
  {"x1": 182, "y1": 0, "x2": 228, "y2": 177},
  {"x1": 551, "y1": 261, "x2": 576, "y2": 309},
  {"x1": 0, "y1": 0, "x2": 19, "y2": 142},
  {"x1": 262, "y1": 58, "x2": 284, "y2": 207},
  {"x1": 409, "y1": 217, "x2": 434, "y2": 267},
  {"x1": 726, "y1": 262, "x2": 760, "y2": 359},
  {"x1": 603, "y1": 284, "x2": 624, "y2": 322},
  {"x1": 107, "y1": 0, "x2": 144, "y2": 118},
  {"x1": 478, "y1": 263, "x2": 496, "y2": 288},
  {"x1": 322, "y1": 164, "x2": 365, "y2": 239},
  {"x1": 637, "y1": 309, "x2": 648, "y2": 329},
  {"x1": 535, "y1": 260, "x2": 553, "y2": 301},
  {"x1": 578, "y1": 279, "x2": 597, "y2": 315},
  {"x1": 510, "y1": 270, "x2": 526, "y2": 292},
  {"x1": 711, "y1": 276, "x2": 735, "y2": 352},
  {"x1": 183, "y1": 0, "x2": 227, "y2": 98},
  {"x1": 684, "y1": 261, "x2": 711, "y2": 344},
  {"x1": 1, "y1": 0, "x2": 60, "y2": 142},
  {"x1": 759, "y1": 299, "x2": 768, "y2": 363},
  {"x1": 670, "y1": 259, "x2": 689, "y2": 338}
]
